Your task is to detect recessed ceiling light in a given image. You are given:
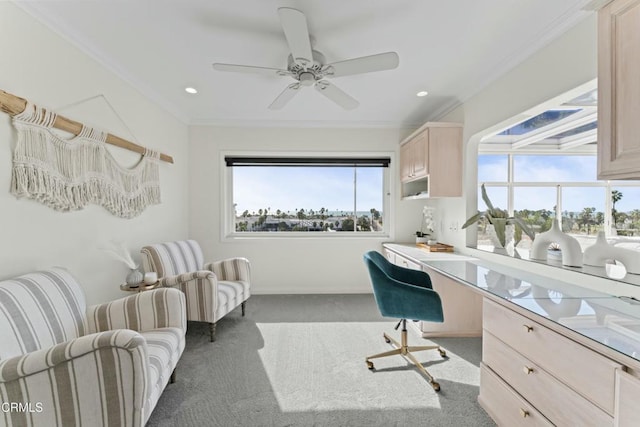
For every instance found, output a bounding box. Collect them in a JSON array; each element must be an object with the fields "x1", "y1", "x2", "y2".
[
  {"x1": 185, "y1": 87, "x2": 198, "y2": 94},
  {"x1": 416, "y1": 91, "x2": 429, "y2": 97}
]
